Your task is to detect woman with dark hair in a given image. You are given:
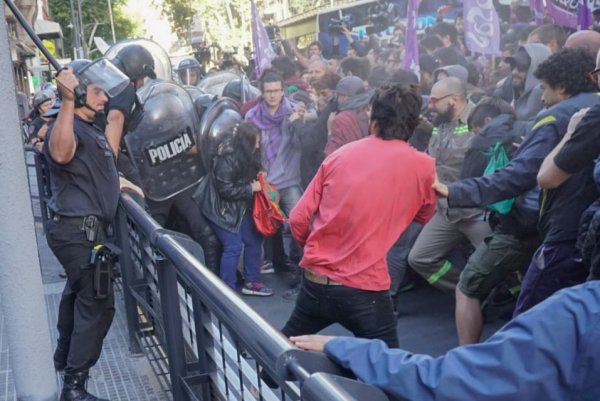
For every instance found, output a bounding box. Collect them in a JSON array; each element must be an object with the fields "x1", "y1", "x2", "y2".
[{"x1": 200, "y1": 121, "x2": 273, "y2": 296}]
